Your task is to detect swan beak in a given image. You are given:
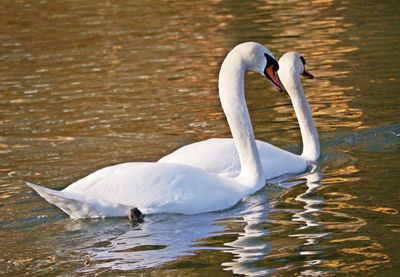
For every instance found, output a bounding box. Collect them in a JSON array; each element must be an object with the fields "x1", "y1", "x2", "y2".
[
  {"x1": 301, "y1": 67, "x2": 314, "y2": 79},
  {"x1": 265, "y1": 65, "x2": 285, "y2": 92}
]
